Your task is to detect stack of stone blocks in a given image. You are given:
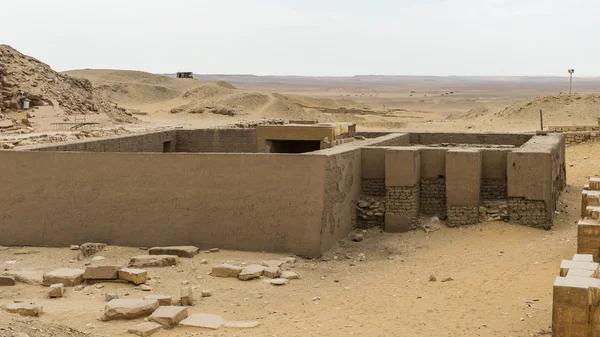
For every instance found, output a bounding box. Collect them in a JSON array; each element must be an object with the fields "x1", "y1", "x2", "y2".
[
  {"x1": 579, "y1": 177, "x2": 600, "y2": 261},
  {"x1": 552, "y1": 254, "x2": 600, "y2": 337},
  {"x1": 546, "y1": 124, "x2": 600, "y2": 146}
]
